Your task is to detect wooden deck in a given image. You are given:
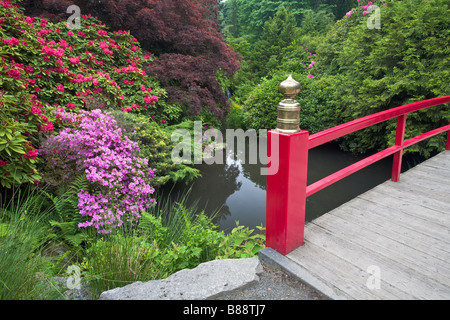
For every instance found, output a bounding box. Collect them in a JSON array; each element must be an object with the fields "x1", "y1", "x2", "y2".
[{"x1": 284, "y1": 151, "x2": 450, "y2": 299}]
